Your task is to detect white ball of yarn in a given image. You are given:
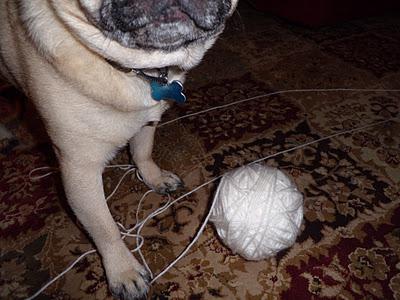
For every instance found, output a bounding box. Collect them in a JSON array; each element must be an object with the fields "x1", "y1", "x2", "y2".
[{"x1": 210, "y1": 164, "x2": 303, "y2": 260}]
